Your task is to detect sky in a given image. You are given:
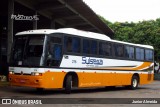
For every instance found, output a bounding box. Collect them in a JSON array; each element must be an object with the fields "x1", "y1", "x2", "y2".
[{"x1": 83, "y1": 0, "x2": 160, "y2": 23}]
